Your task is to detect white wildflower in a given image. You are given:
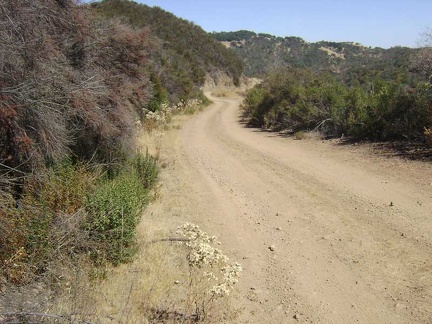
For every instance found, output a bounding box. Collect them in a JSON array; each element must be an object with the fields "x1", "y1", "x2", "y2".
[
  {"x1": 177, "y1": 222, "x2": 242, "y2": 298},
  {"x1": 210, "y1": 283, "x2": 230, "y2": 297}
]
